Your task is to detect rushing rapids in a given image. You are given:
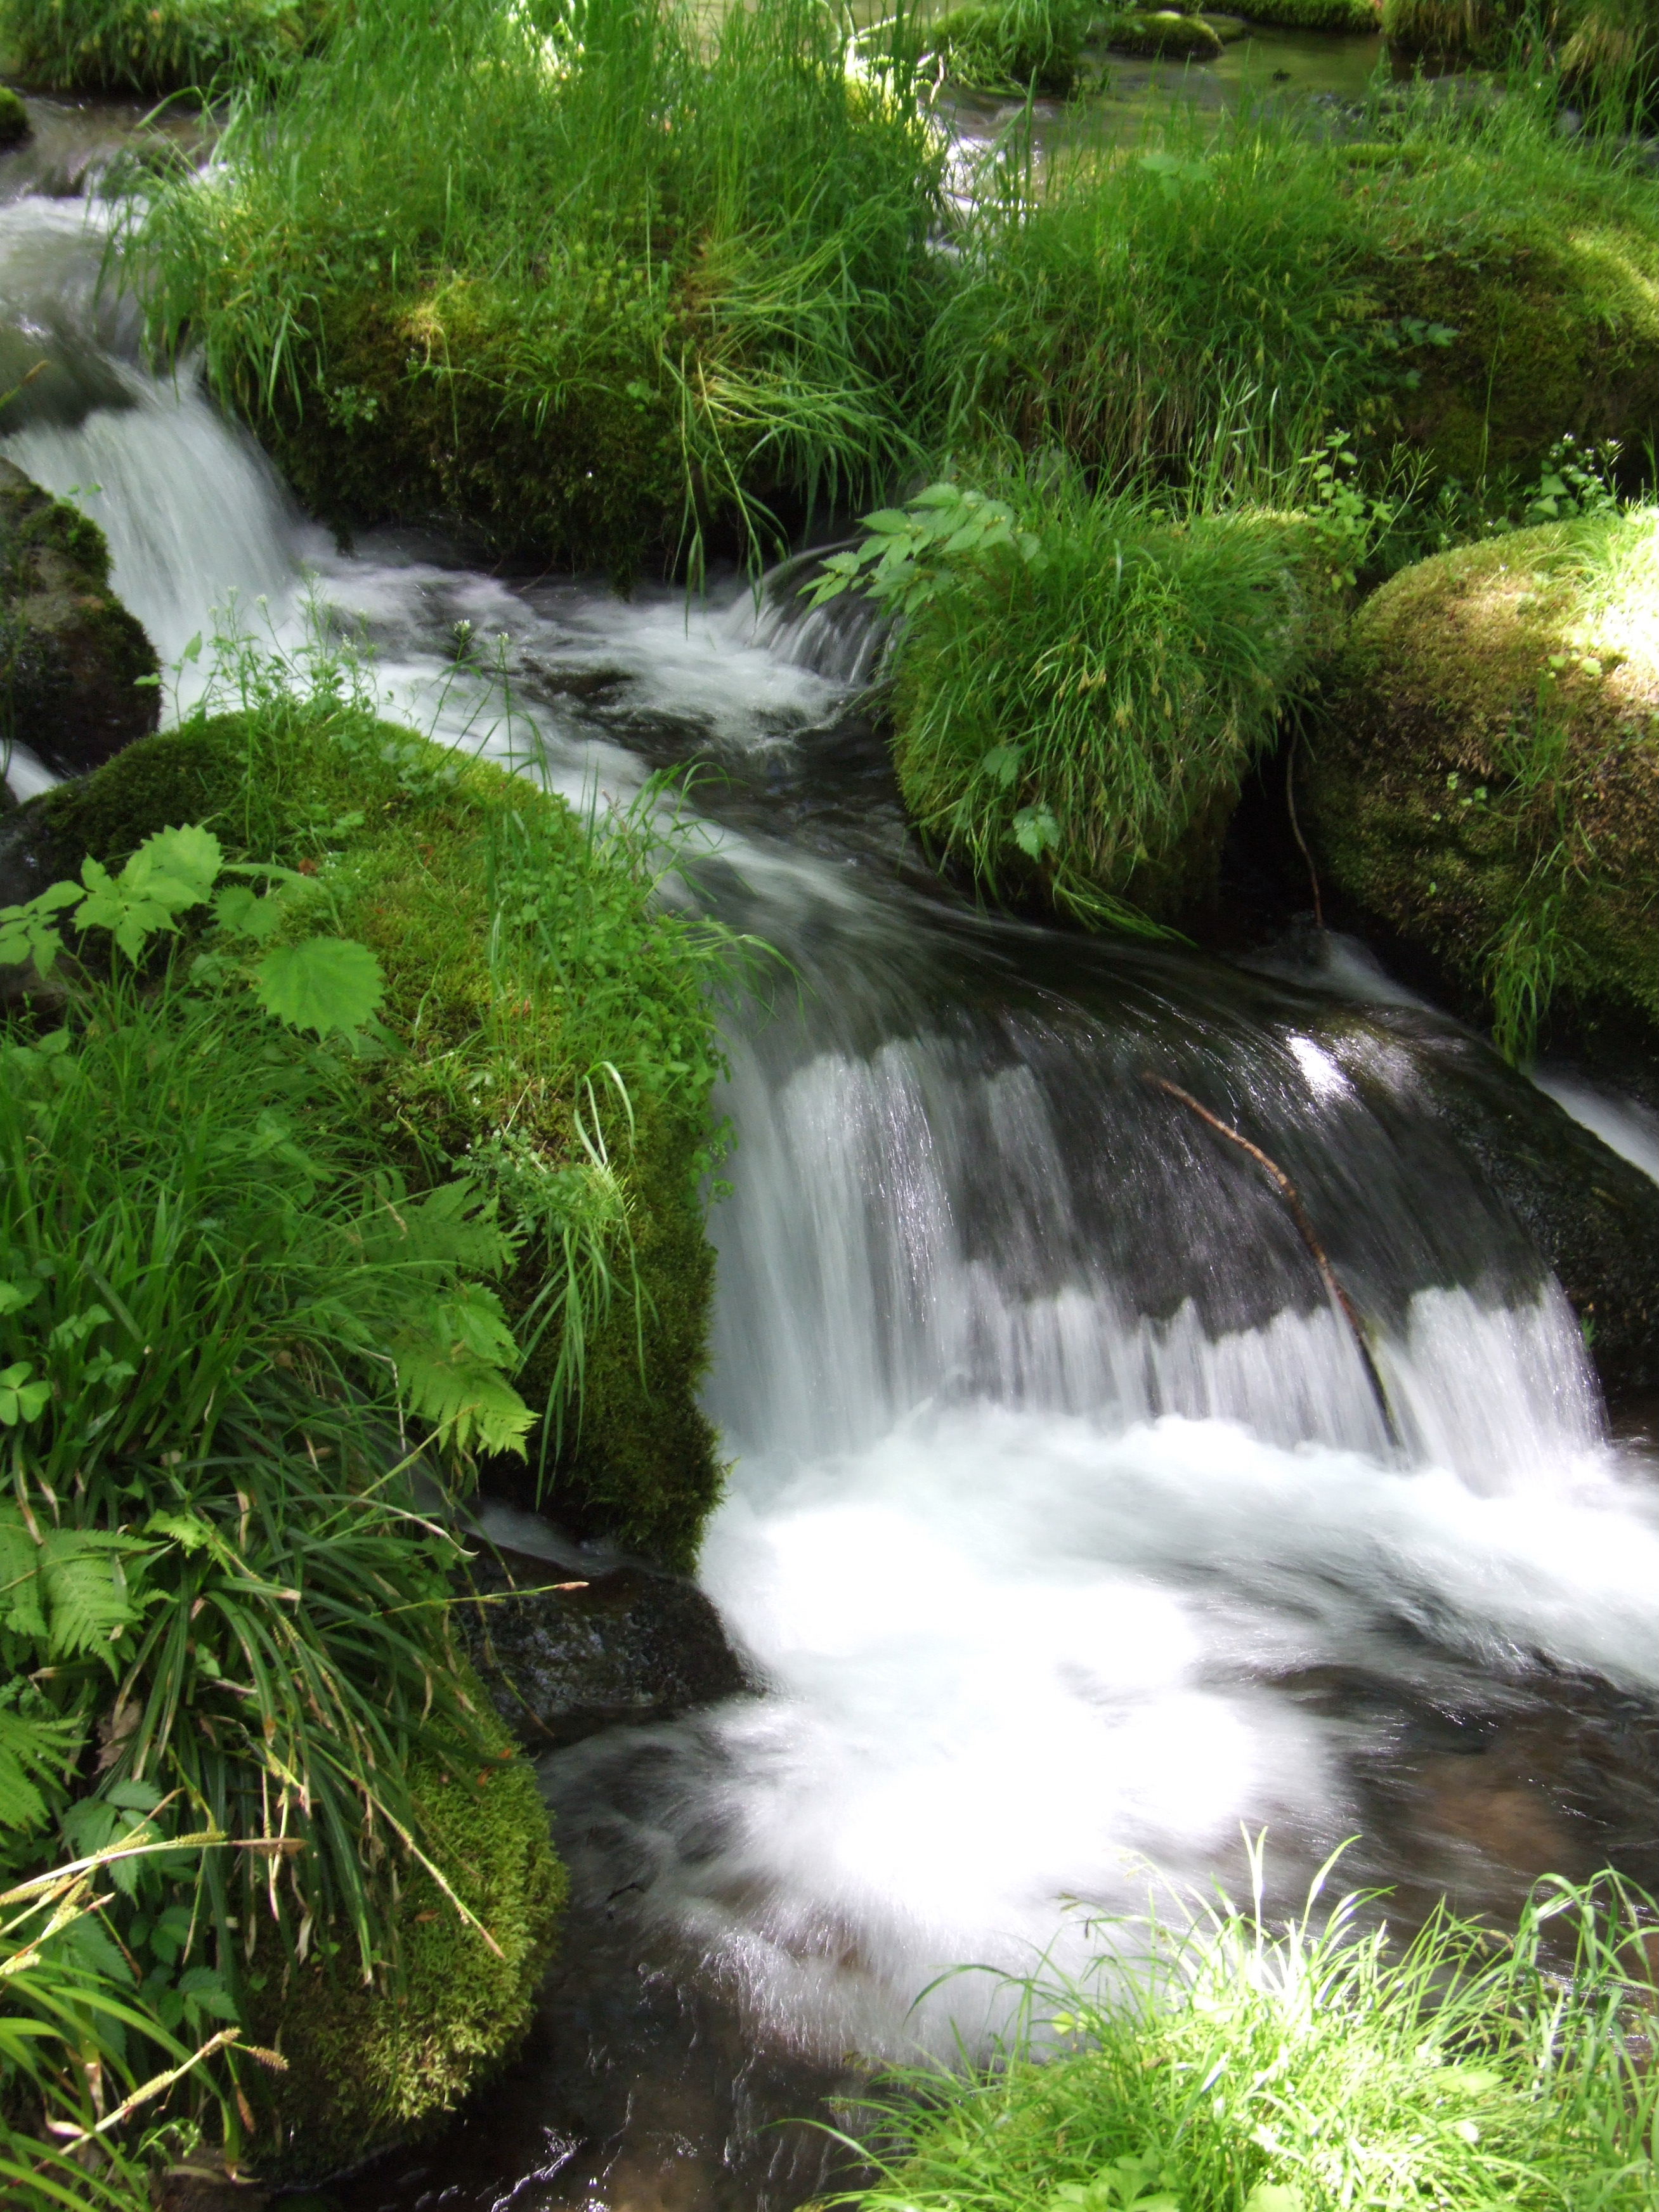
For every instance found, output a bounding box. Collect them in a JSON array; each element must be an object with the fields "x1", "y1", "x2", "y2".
[{"x1": 3, "y1": 138, "x2": 1658, "y2": 2212}]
